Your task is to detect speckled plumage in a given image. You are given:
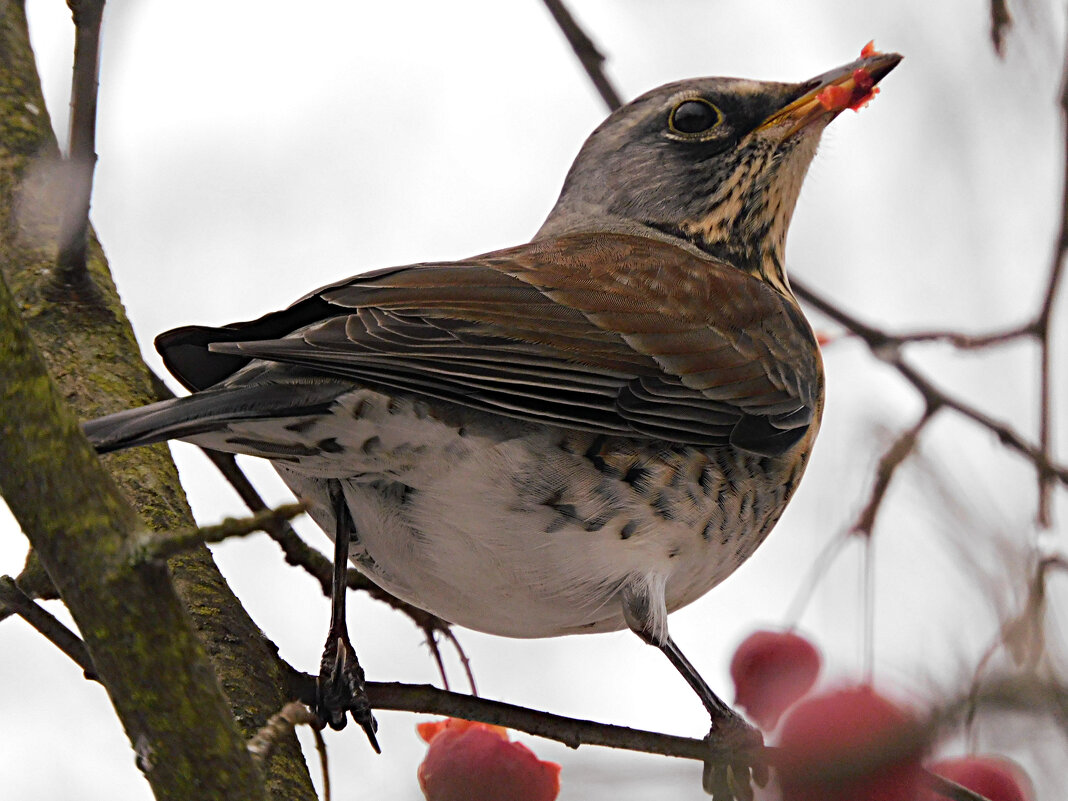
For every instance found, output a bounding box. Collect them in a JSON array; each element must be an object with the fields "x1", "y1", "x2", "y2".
[{"x1": 191, "y1": 383, "x2": 810, "y2": 645}]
